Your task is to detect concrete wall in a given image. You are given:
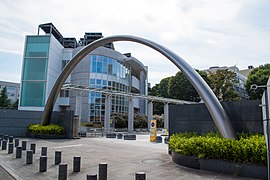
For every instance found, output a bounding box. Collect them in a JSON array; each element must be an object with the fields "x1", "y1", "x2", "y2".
[
  {"x1": 0, "y1": 109, "x2": 74, "y2": 138},
  {"x1": 169, "y1": 100, "x2": 263, "y2": 136}
]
